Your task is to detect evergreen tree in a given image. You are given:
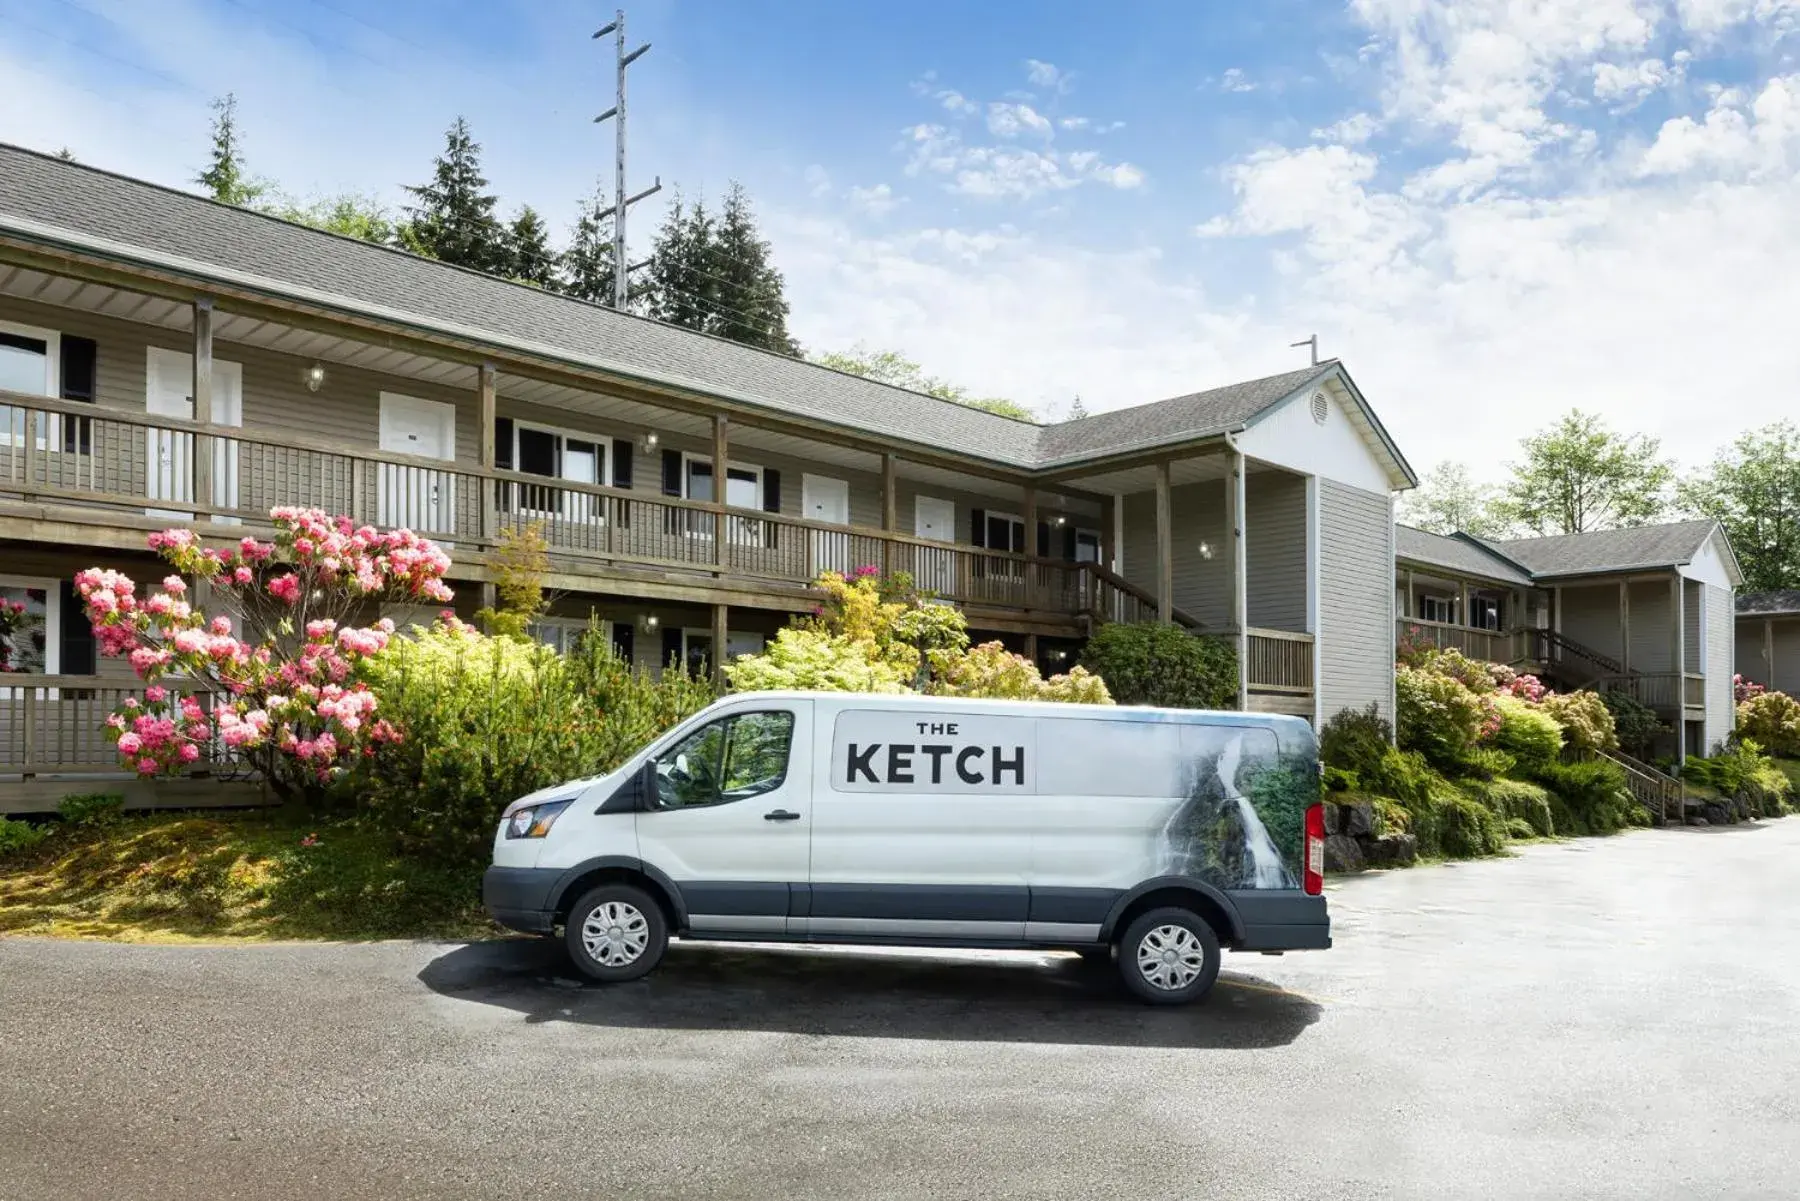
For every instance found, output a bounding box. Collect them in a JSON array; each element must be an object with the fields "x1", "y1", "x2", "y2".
[
  {"x1": 560, "y1": 183, "x2": 617, "y2": 305},
  {"x1": 707, "y1": 181, "x2": 798, "y2": 354},
  {"x1": 55, "y1": 147, "x2": 77, "y2": 162},
  {"x1": 506, "y1": 205, "x2": 559, "y2": 289},
  {"x1": 644, "y1": 191, "x2": 717, "y2": 331},
  {"x1": 401, "y1": 117, "x2": 507, "y2": 272},
  {"x1": 1066, "y1": 395, "x2": 1089, "y2": 421},
  {"x1": 196, "y1": 93, "x2": 265, "y2": 206}
]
